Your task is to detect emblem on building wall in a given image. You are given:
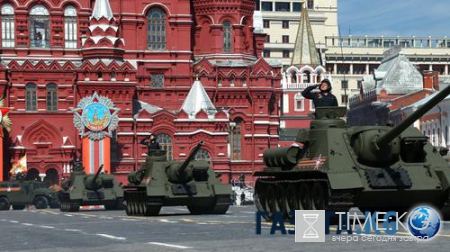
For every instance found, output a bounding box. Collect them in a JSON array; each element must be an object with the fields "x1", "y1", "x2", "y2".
[
  {"x1": 0, "y1": 98, "x2": 12, "y2": 133},
  {"x1": 73, "y1": 92, "x2": 119, "y2": 140}
]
